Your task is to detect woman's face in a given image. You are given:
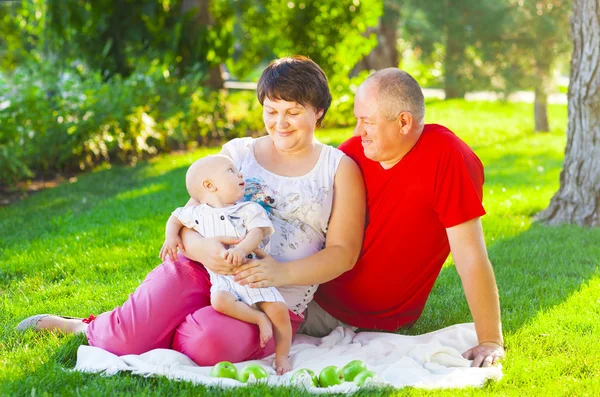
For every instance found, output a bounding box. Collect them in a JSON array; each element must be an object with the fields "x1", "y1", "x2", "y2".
[{"x1": 262, "y1": 98, "x2": 324, "y2": 152}]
